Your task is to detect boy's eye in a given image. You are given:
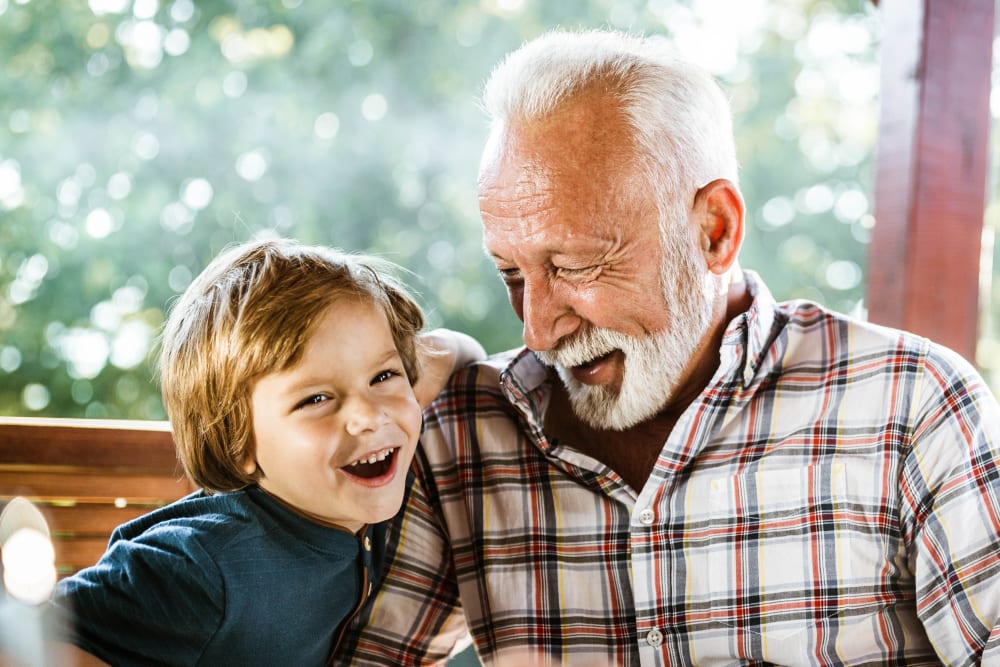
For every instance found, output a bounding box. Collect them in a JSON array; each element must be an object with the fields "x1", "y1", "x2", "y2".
[
  {"x1": 295, "y1": 394, "x2": 329, "y2": 409},
  {"x1": 372, "y1": 369, "x2": 402, "y2": 385}
]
